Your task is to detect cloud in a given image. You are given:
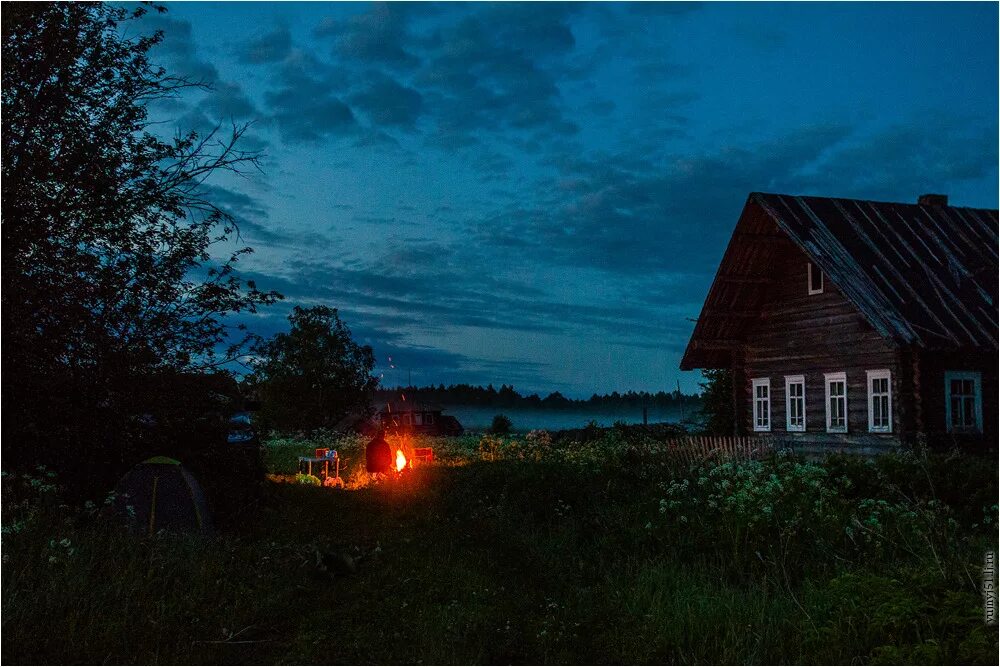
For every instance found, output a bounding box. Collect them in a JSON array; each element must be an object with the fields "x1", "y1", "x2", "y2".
[
  {"x1": 791, "y1": 117, "x2": 998, "y2": 200},
  {"x1": 469, "y1": 123, "x2": 855, "y2": 273},
  {"x1": 138, "y1": 10, "x2": 265, "y2": 152},
  {"x1": 238, "y1": 26, "x2": 292, "y2": 64},
  {"x1": 263, "y1": 55, "x2": 357, "y2": 142},
  {"x1": 461, "y1": 111, "x2": 998, "y2": 281},
  {"x1": 197, "y1": 81, "x2": 260, "y2": 121},
  {"x1": 235, "y1": 233, "x2": 696, "y2": 355},
  {"x1": 138, "y1": 13, "x2": 219, "y2": 83},
  {"x1": 195, "y1": 184, "x2": 332, "y2": 250},
  {"x1": 348, "y1": 74, "x2": 423, "y2": 129},
  {"x1": 414, "y1": 8, "x2": 582, "y2": 144},
  {"x1": 314, "y1": 2, "x2": 419, "y2": 68}
]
